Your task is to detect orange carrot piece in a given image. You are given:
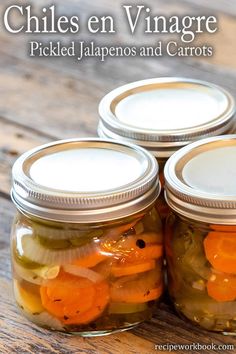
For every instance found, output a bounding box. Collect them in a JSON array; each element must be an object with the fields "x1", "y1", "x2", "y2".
[
  {"x1": 210, "y1": 225, "x2": 236, "y2": 232},
  {"x1": 123, "y1": 244, "x2": 163, "y2": 264},
  {"x1": 72, "y1": 252, "x2": 106, "y2": 268},
  {"x1": 111, "y1": 268, "x2": 162, "y2": 303},
  {"x1": 40, "y1": 271, "x2": 109, "y2": 324},
  {"x1": 207, "y1": 272, "x2": 236, "y2": 302},
  {"x1": 111, "y1": 260, "x2": 156, "y2": 277},
  {"x1": 111, "y1": 284, "x2": 163, "y2": 303},
  {"x1": 40, "y1": 272, "x2": 95, "y2": 317},
  {"x1": 101, "y1": 232, "x2": 163, "y2": 264},
  {"x1": 63, "y1": 280, "x2": 109, "y2": 325},
  {"x1": 204, "y1": 232, "x2": 236, "y2": 273}
]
